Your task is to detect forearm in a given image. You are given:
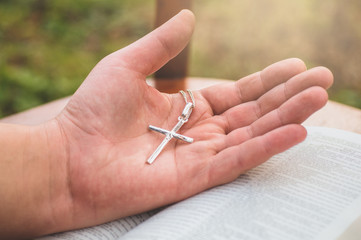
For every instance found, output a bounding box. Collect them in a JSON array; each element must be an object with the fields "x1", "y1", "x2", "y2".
[{"x1": 0, "y1": 120, "x2": 71, "y2": 239}]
